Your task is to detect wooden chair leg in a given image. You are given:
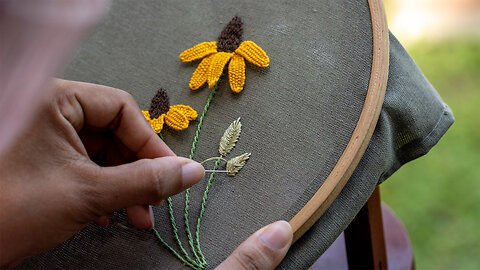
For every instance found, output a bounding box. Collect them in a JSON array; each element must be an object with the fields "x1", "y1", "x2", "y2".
[
  {"x1": 344, "y1": 187, "x2": 387, "y2": 270},
  {"x1": 312, "y1": 187, "x2": 415, "y2": 270}
]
